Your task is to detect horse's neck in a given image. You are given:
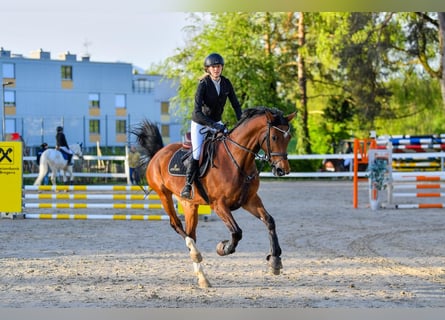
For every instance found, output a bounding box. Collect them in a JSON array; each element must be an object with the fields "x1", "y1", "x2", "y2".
[
  {"x1": 229, "y1": 123, "x2": 263, "y2": 153},
  {"x1": 223, "y1": 126, "x2": 262, "y2": 167}
]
